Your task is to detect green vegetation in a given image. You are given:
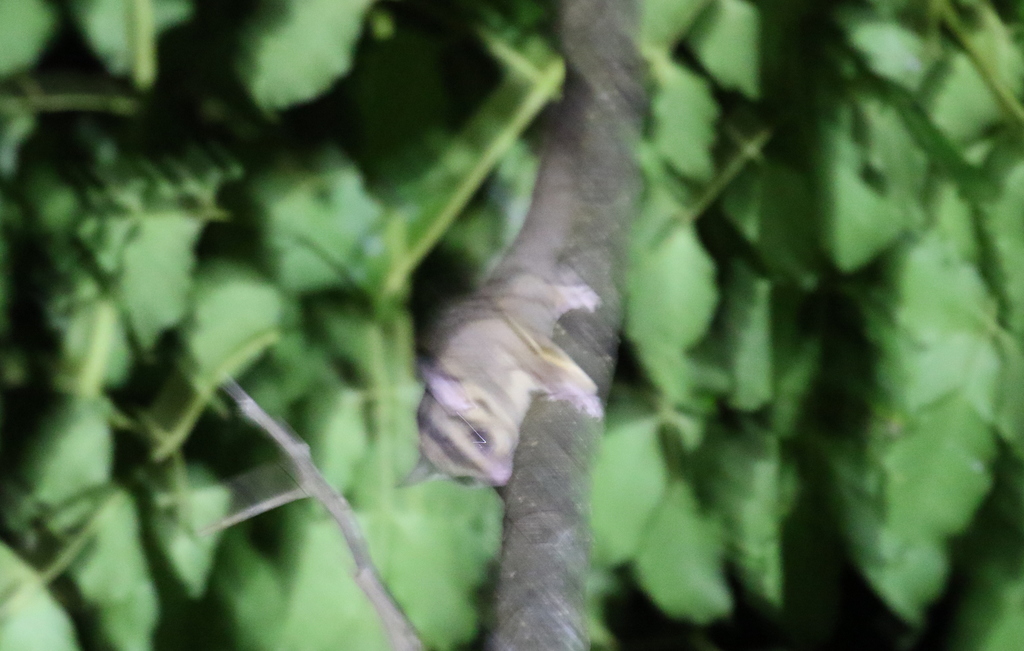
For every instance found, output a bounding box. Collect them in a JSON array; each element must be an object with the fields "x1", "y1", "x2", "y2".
[{"x1": 1, "y1": 0, "x2": 1023, "y2": 649}]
